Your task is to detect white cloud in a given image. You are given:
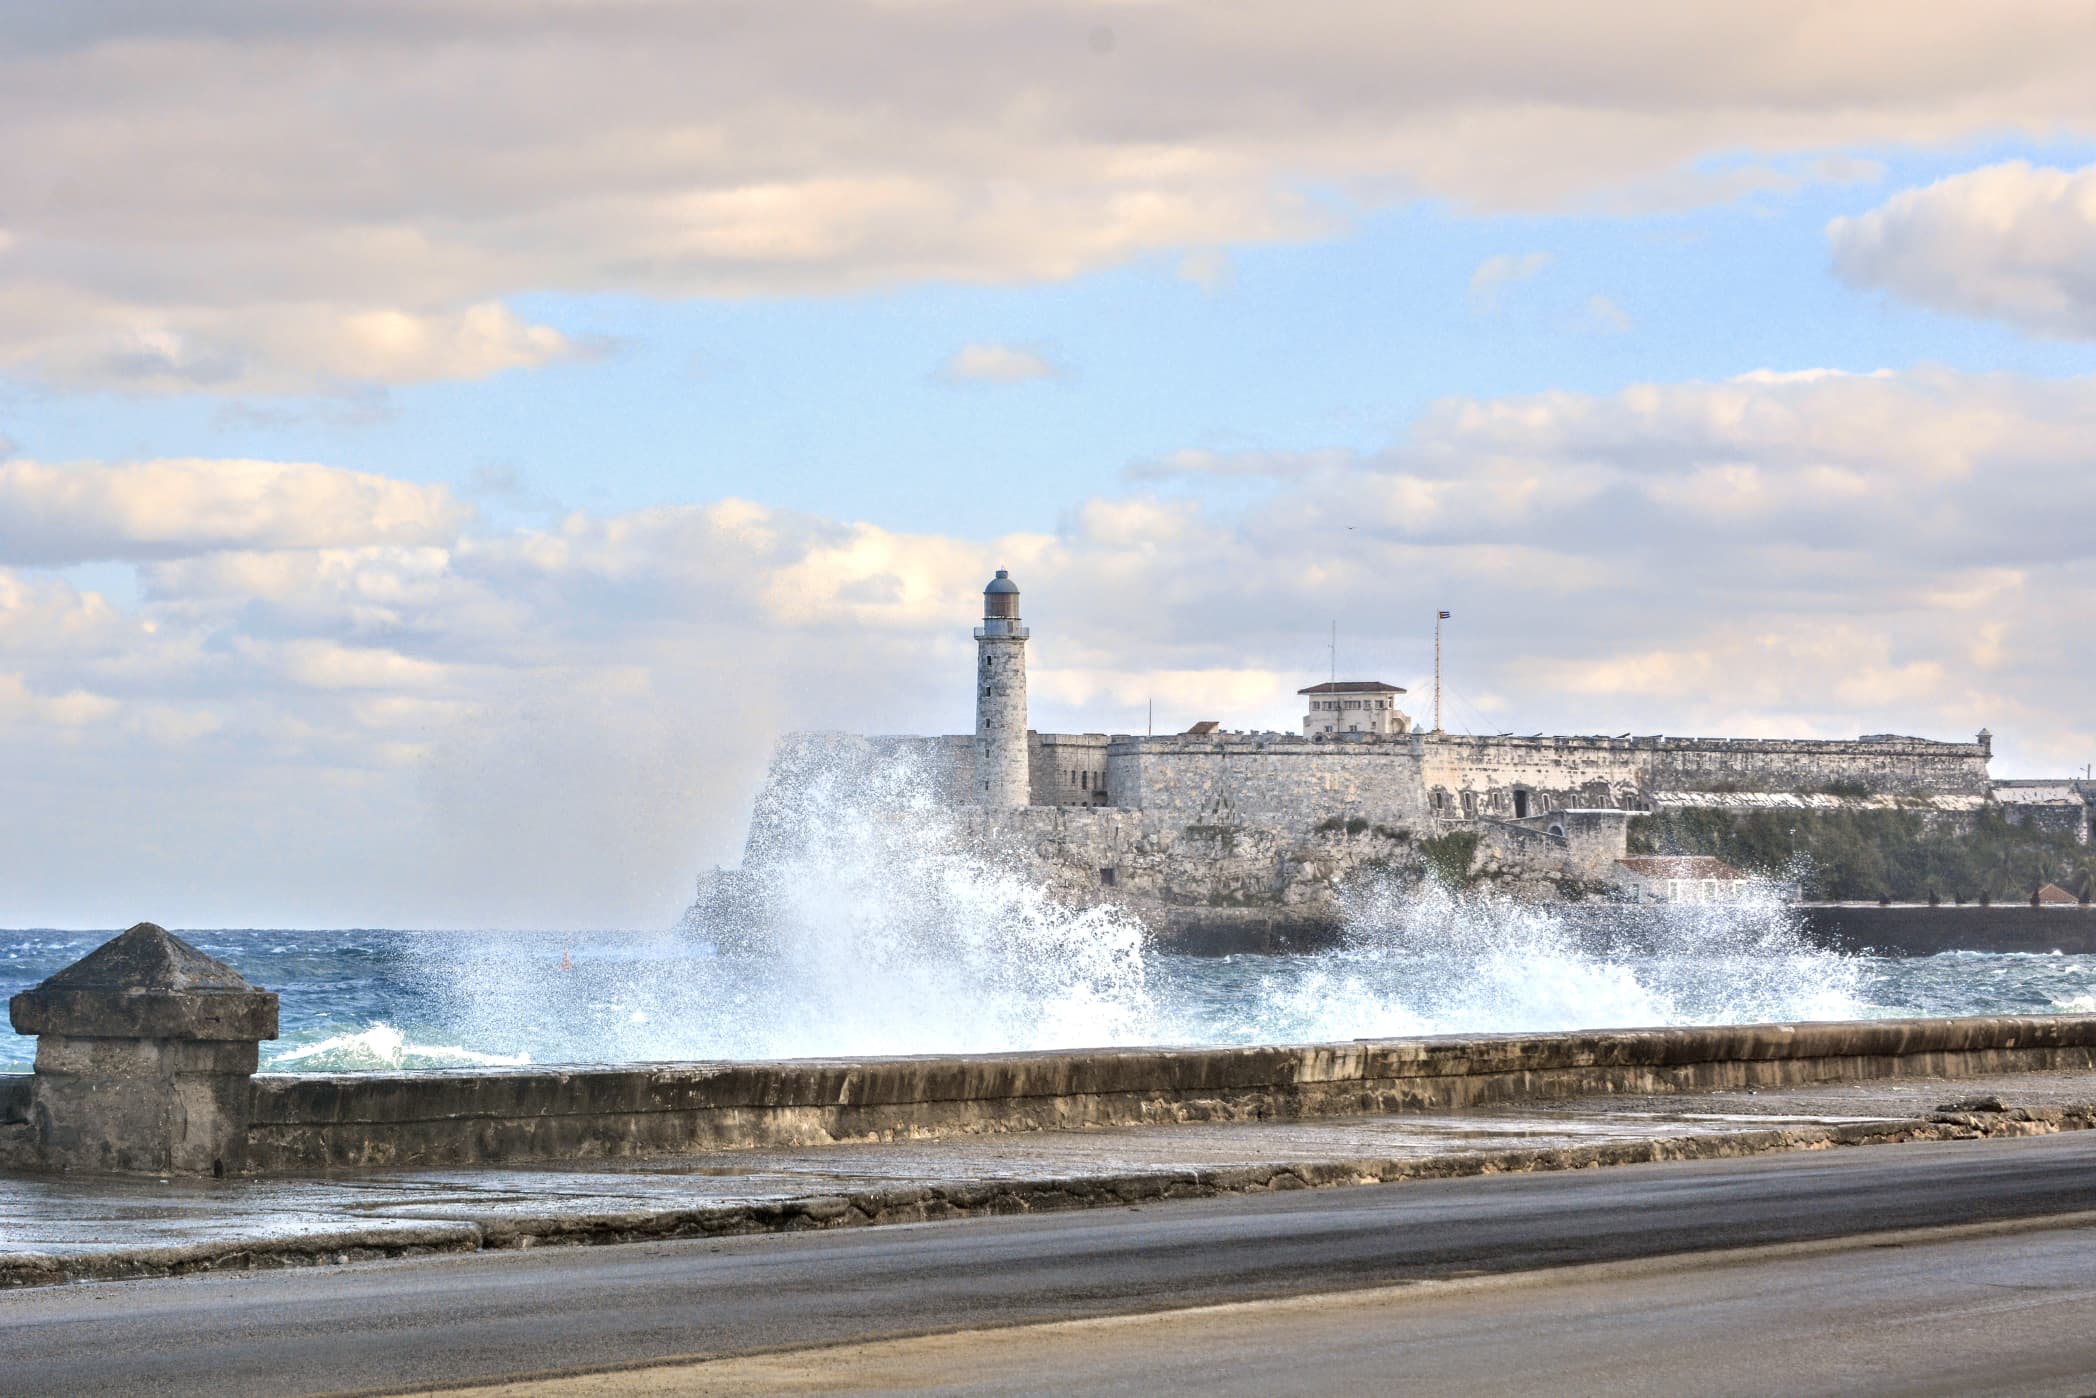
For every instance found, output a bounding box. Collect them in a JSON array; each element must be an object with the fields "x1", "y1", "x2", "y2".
[
  {"x1": 0, "y1": 458, "x2": 469, "y2": 565},
  {"x1": 1581, "y1": 294, "x2": 1633, "y2": 334},
  {"x1": 8, "y1": 5, "x2": 2096, "y2": 393},
  {"x1": 1829, "y1": 160, "x2": 2096, "y2": 338},
  {"x1": 6, "y1": 365, "x2": 2096, "y2": 925},
  {"x1": 1469, "y1": 252, "x2": 1553, "y2": 308},
  {"x1": 938, "y1": 343, "x2": 1063, "y2": 385}
]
